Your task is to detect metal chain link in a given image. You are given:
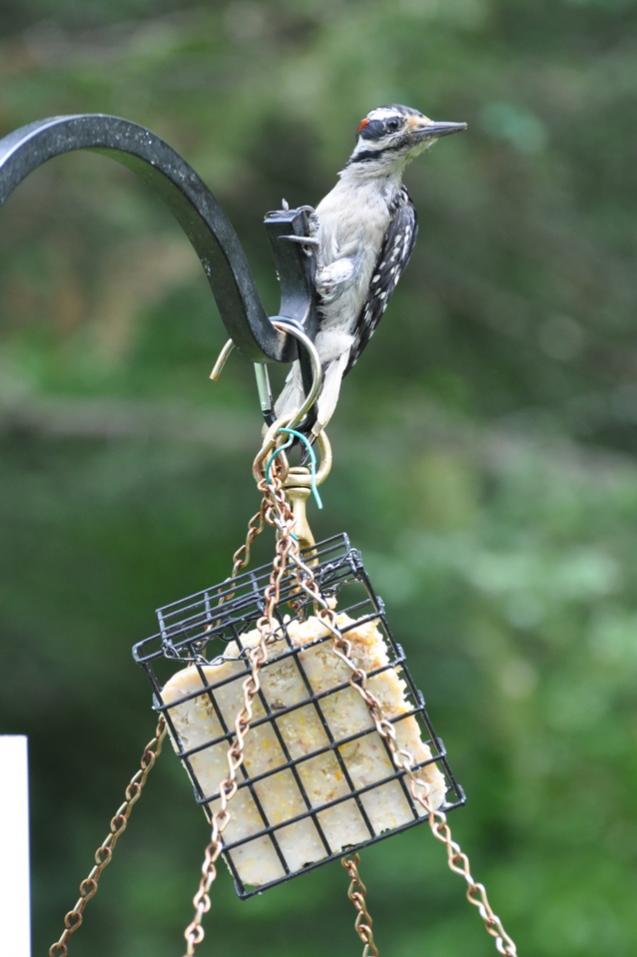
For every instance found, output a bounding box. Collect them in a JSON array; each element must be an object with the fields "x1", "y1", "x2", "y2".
[
  {"x1": 48, "y1": 716, "x2": 166, "y2": 957},
  {"x1": 341, "y1": 854, "x2": 380, "y2": 957},
  {"x1": 204, "y1": 501, "x2": 267, "y2": 640},
  {"x1": 262, "y1": 464, "x2": 519, "y2": 957},
  {"x1": 180, "y1": 459, "x2": 296, "y2": 957},
  {"x1": 228, "y1": 500, "x2": 266, "y2": 579}
]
